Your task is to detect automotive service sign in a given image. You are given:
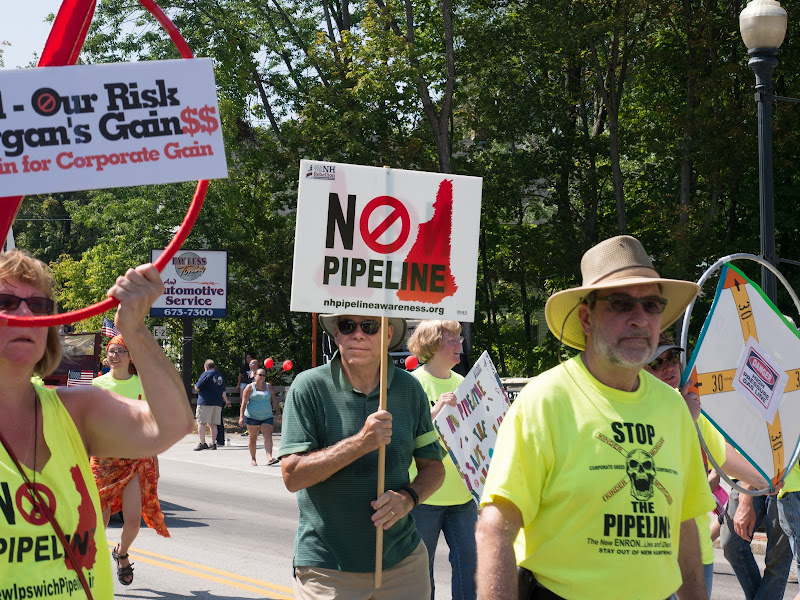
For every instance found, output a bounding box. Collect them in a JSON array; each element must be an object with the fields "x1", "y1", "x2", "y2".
[
  {"x1": 0, "y1": 58, "x2": 227, "y2": 196},
  {"x1": 150, "y1": 249, "x2": 227, "y2": 318},
  {"x1": 291, "y1": 161, "x2": 482, "y2": 321}
]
